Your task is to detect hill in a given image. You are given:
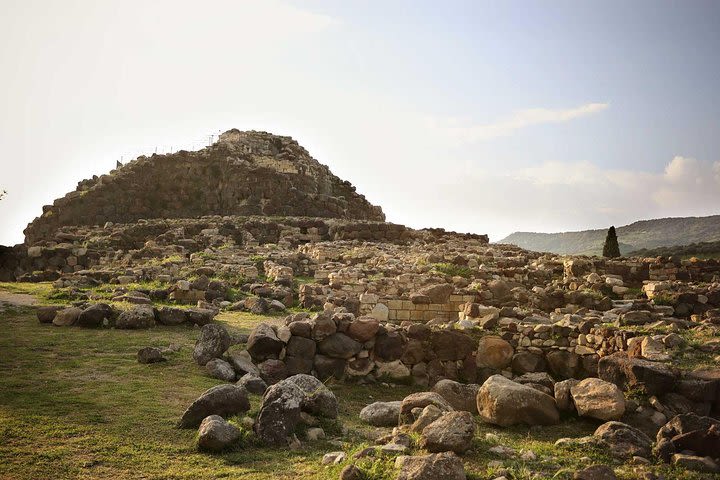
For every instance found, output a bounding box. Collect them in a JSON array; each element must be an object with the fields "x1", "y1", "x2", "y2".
[
  {"x1": 23, "y1": 130, "x2": 384, "y2": 244},
  {"x1": 500, "y1": 215, "x2": 720, "y2": 255}
]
